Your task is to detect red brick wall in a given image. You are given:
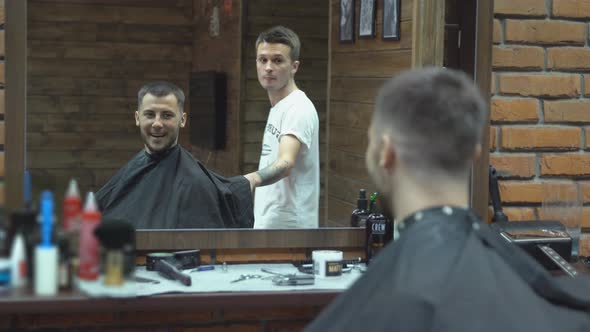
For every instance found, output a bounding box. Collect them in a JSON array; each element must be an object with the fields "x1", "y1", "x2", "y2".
[{"x1": 490, "y1": 0, "x2": 590, "y2": 227}]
